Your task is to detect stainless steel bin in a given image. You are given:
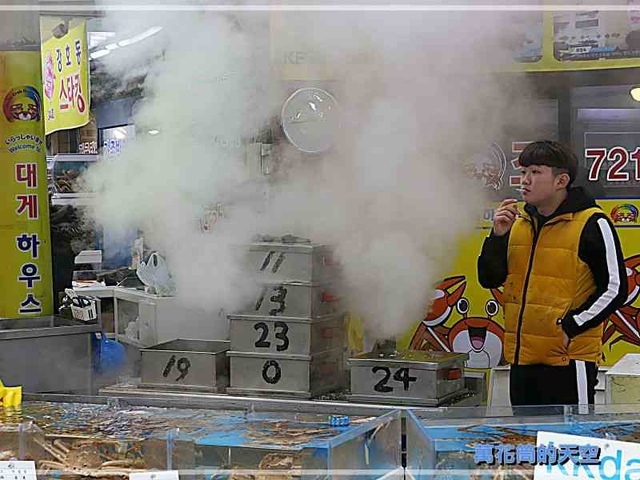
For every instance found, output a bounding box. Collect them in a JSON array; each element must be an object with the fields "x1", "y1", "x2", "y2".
[
  {"x1": 140, "y1": 339, "x2": 229, "y2": 392},
  {"x1": 348, "y1": 350, "x2": 468, "y2": 406},
  {"x1": 227, "y1": 348, "x2": 345, "y2": 398},
  {"x1": 0, "y1": 315, "x2": 99, "y2": 394},
  {"x1": 245, "y1": 242, "x2": 339, "y2": 283},
  {"x1": 229, "y1": 312, "x2": 345, "y2": 356}
]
